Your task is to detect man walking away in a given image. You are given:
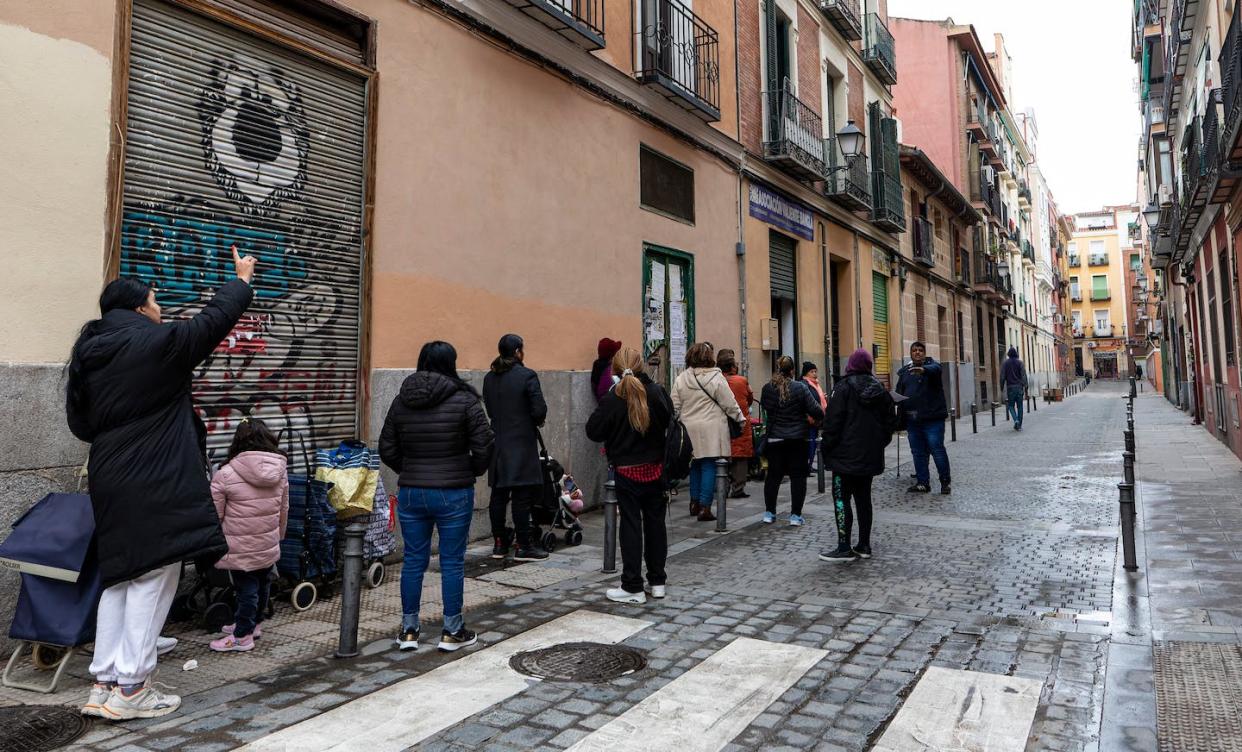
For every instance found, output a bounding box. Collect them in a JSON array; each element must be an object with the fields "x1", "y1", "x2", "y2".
[
  {"x1": 895, "y1": 342, "x2": 951, "y2": 495},
  {"x1": 483, "y1": 334, "x2": 550, "y2": 561},
  {"x1": 1001, "y1": 347, "x2": 1027, "y2": 431}
]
